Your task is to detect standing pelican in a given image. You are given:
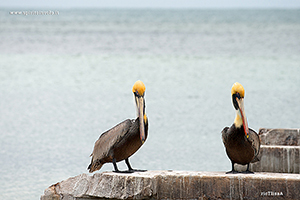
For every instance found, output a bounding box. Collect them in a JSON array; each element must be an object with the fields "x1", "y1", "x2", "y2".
[
  {"x1": 222, "y1": 82, "x2": 260, "y2": 174},
  {"x1": 88, "y1": 80, "x2": 148, "y2": 173}
]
